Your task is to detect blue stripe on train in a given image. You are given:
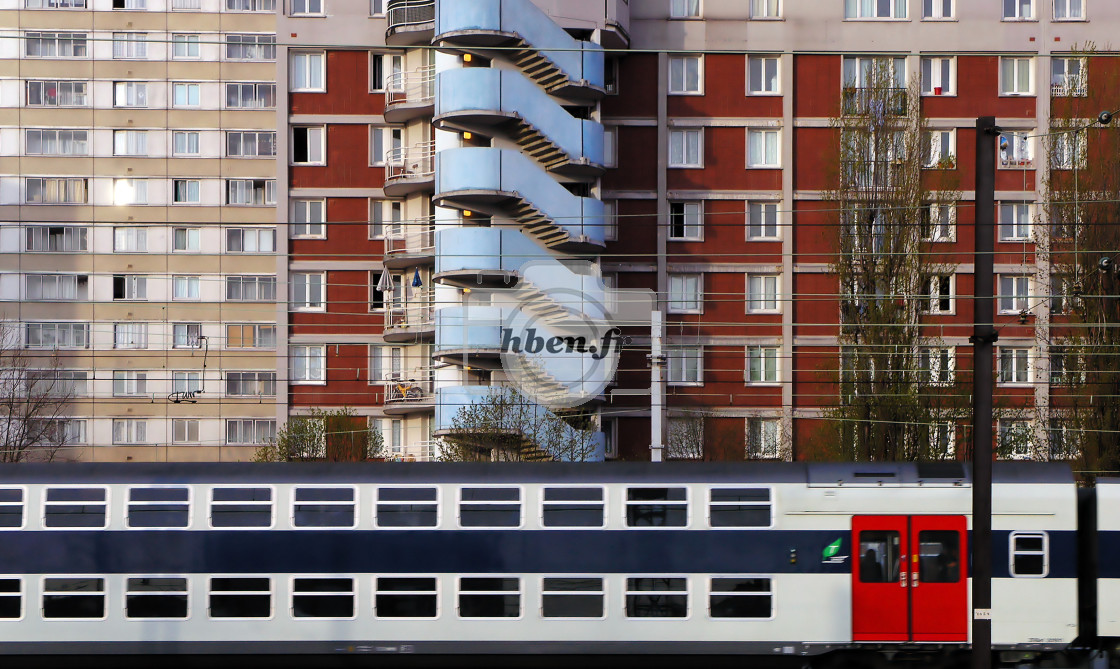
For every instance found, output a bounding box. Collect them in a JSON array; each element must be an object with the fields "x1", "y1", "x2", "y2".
[
  {"x1": 0, "y1": 530, "x2": 1078, "y2": 578},
  {"x1": 1094, "y1": 530, "x2": 1120, "y2": 579}
]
